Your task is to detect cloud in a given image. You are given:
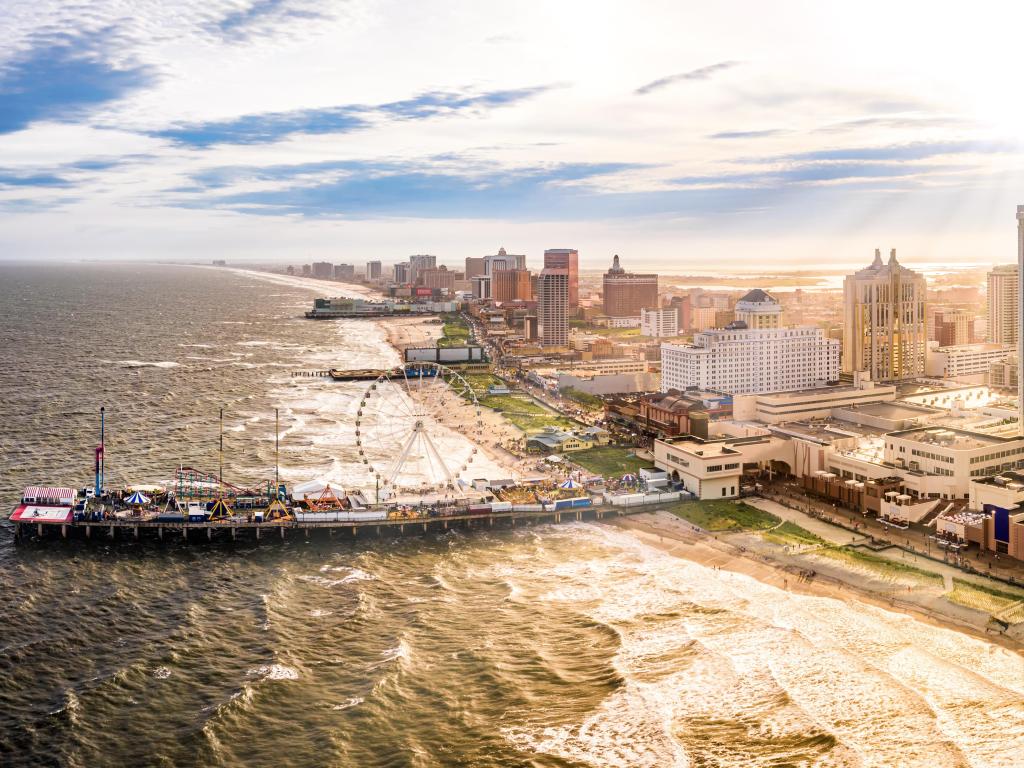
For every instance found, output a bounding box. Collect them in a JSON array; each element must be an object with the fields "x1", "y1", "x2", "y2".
[
  {"x1": 175, "y1": 160, "x2": 645, "y2": 217},
  {"x1": 0, "y1": 171, "x2": 71, "y2": 188},
  {"x1": 212, "y1": 0, "x2": 329, "y2": 41},
  {"x1": 377, "y1": 86, "x2": 556, "y2": 120},
  {"x1": 150, "y1": 107, "x2": 368, "y2": 148},
  {"x1": 782, "y1": 140, "x2": 1016, "y2": 163},
  {"x1": 635, "y1": 61, "x2": 739, "y2": 95},
  {"x1": 672, "y1": 161, "x2": 963, "y2": 189},
  {"x1": 709, "y1": 129, "x2": 784, "y2": 140},
  {"x1": 150, "y1": 85, "x2": 555, "y2": 147},
  {"x1": 0, "y1": 29, "x2": 155, "y2": 134}
]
